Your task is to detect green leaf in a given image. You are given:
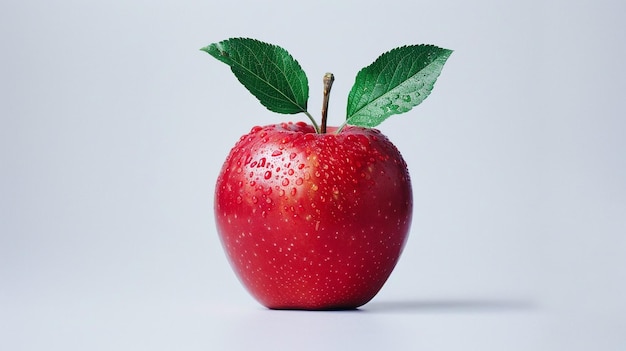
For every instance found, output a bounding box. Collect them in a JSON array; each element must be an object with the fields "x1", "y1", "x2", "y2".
[
  {"x1": 346, "y1": 45, "x2": 452, "y2": 127},
  {"x1": 201, "y1": 38, "x2": 309, "y2": 115}
]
